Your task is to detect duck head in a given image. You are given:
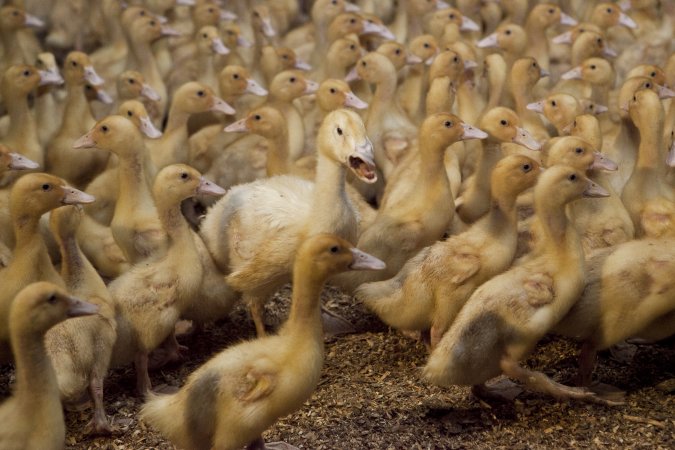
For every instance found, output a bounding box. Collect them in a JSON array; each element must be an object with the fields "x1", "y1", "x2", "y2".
[
  {"x1": 117, "y1": 100, "x2": 163, "y2": 139},
  {"x1": 153, "y1": 164, "x2": 226, "y2": 206},
  {"x1": 117, "y1": 70, "x2": 161, "y2": 102},
  {"x1": 317, "y1": 79, "x2": 368, "y2": 111},
  {"x1": 10, "y1": 173, "x2": 95, "y2": 219},
  {"x1": 480, "y1": 107, "x2": 542, "y2": 150}
]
